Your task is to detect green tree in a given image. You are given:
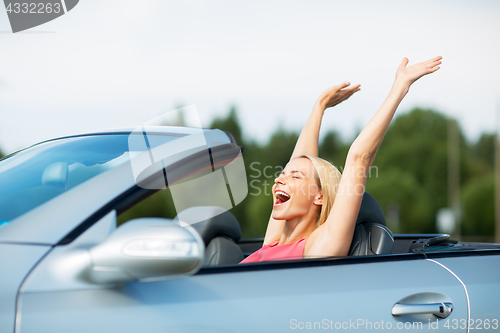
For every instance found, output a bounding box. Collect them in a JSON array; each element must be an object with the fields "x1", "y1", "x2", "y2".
[
  {"x1": 126, "y1": 104, "x2": 497, "y2": 240},
  {"x1": 471, "y1": 133, "x2": 495, "y2": 168},
  {"x1": 210, "y1": 106, "x2": 244, "y2": 147},
  {"x1": 243, "y1": 128, "x2": 299, "y2": 237},
  {"x1": 459, "y1": 133, "x2": 495, "y2": 239},
  {"x1": 209, "y1": 106, "x2": 258, "y2": 236},
  {"x1": 259, "y1": 128, "x2": 299, "y2": 171},
  {"x1": 318, "y1": 130, "x2": 349, "y2": 168},
  {"x1": 366, "y1": 168, "x2": 433, "y2": 233},
  {"x1": 467, "y1": 133, "x2": 495, "y2": 178},
  {"x1": 461, "y1": 173, "x2": 494, "y2": 237},
  {"x1": 210, "y1": 110, "x2": 302, "y2": 237},
  {"x1": 117, "y1": 189, "x2": 177, "y2": 226},
  {"x1": 365, "y1": 108, "x2": 467, "y2": 233}
]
